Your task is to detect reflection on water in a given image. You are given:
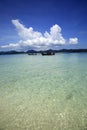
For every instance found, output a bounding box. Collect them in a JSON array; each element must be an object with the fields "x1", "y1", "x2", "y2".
[{"x1": 0, "y1": 53, "x2": 87, "y2": 130}]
